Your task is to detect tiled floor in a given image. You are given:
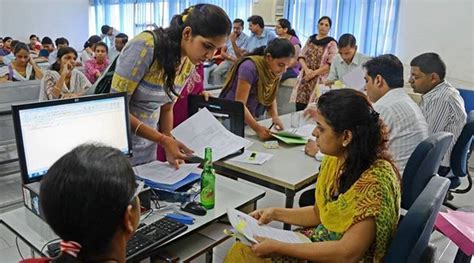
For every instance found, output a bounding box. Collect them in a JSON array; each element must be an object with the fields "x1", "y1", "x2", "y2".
[{"x1": 1, "y1": 163, "x2": 473, "y2": 262}]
